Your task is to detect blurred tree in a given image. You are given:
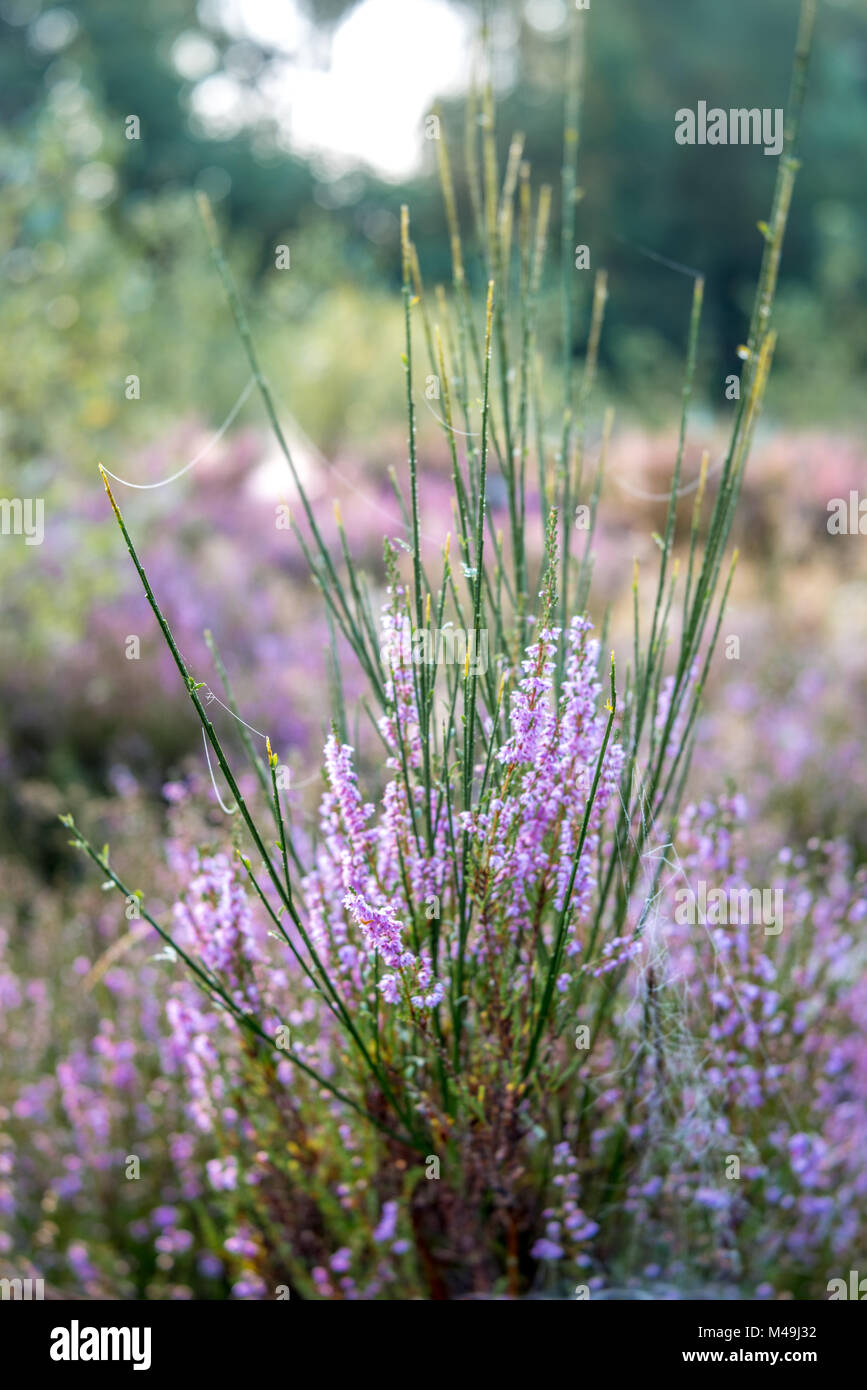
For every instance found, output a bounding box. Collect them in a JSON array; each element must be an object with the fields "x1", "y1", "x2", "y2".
[
  {"x1": 1, "y1": 0, "x2": 864, "y2": 405},
  {"x1": 432, "y1": 0, "x2": 867, "y2": 397}
]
